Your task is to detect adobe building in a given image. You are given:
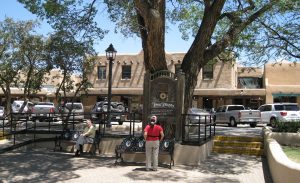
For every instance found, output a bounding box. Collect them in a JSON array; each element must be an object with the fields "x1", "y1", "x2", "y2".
[
  {"x1": 264, "y1": 62, "x2": 300, "y2": 104},
  {"x1": 0, "y1": 69, "x2": 82, "y2": 106},
  {"x1": 85, "y1": 52, "x2": 267, "y2": 112},
  {"x1": 1, "y1": 52, "x2": 300, "y2": 112}
]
